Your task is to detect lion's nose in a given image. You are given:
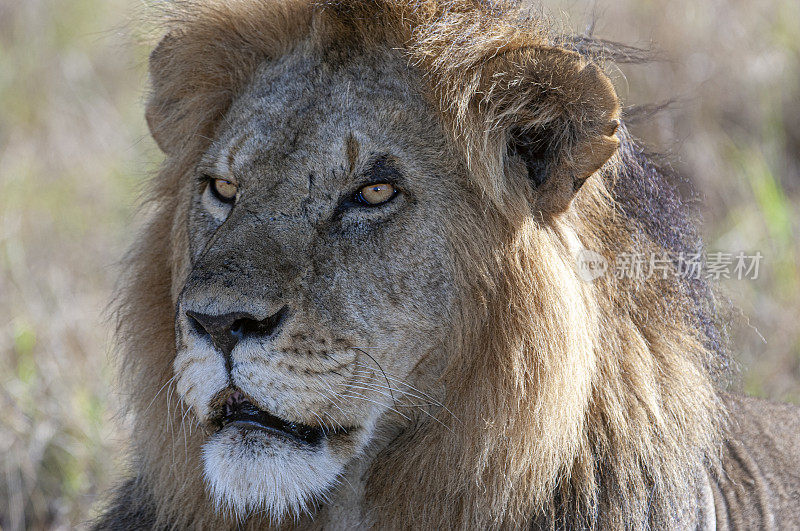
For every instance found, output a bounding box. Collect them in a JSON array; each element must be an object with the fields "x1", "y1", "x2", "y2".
[{"x1": 185, "y1": 307, "x2": 289, "y2": 371}]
